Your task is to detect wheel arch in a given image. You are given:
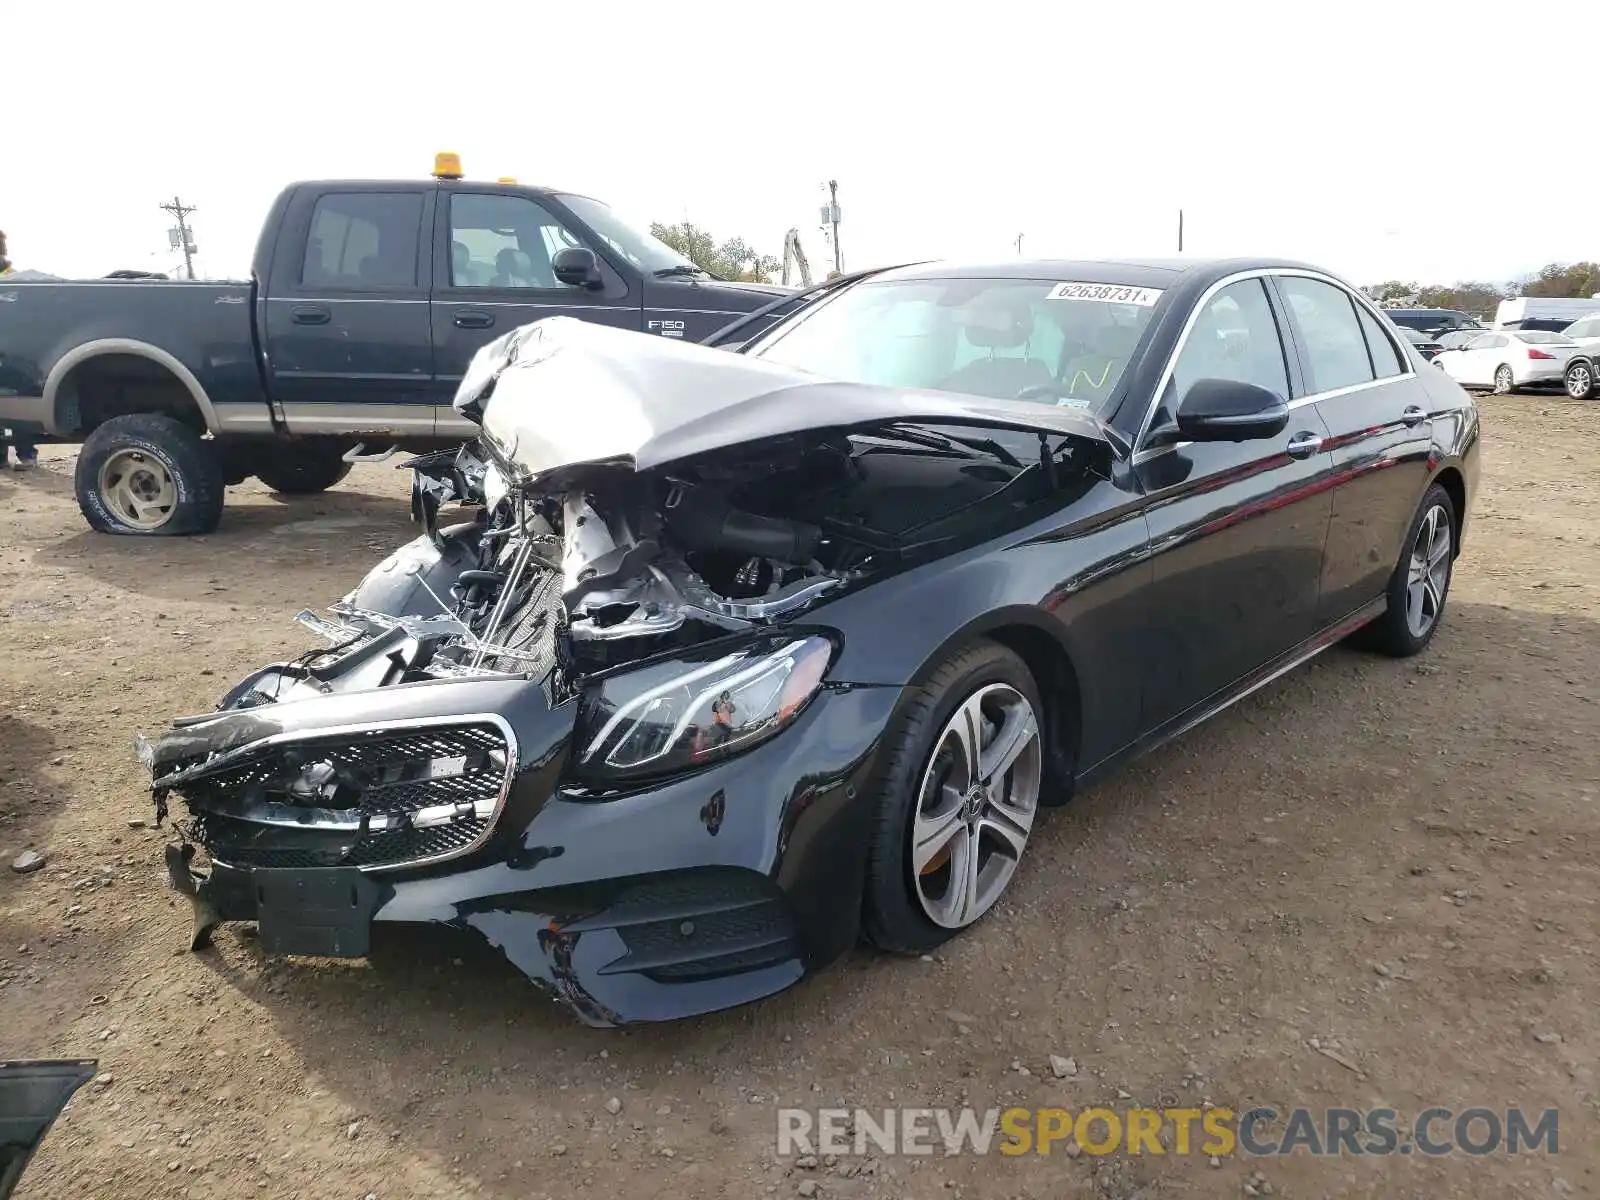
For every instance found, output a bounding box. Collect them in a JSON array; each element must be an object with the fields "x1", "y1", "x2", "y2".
[
  {"x1": 45, "y1": 339, "x2": 220, "y2": 436},
  {"x1": 902, "y1": 606, "x2": 1084, "y2": 805},
  {"x1": 1431, "y1": 465, "x2": 1467, "y2": 557}
]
